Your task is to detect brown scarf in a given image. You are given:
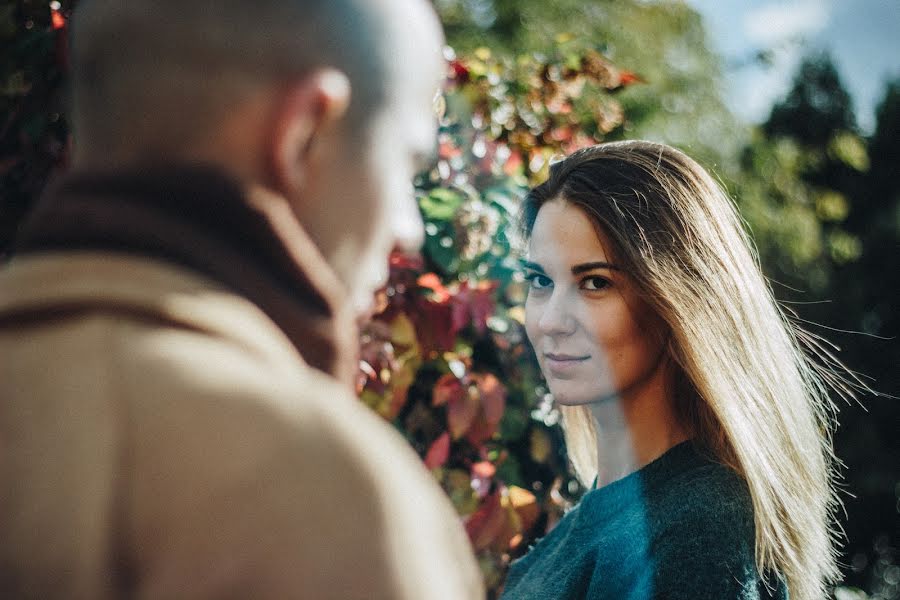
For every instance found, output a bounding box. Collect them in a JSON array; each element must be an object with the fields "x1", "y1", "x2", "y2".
[{"x1": 13, "y1": 164, "x2": 359, "y2": 387}]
